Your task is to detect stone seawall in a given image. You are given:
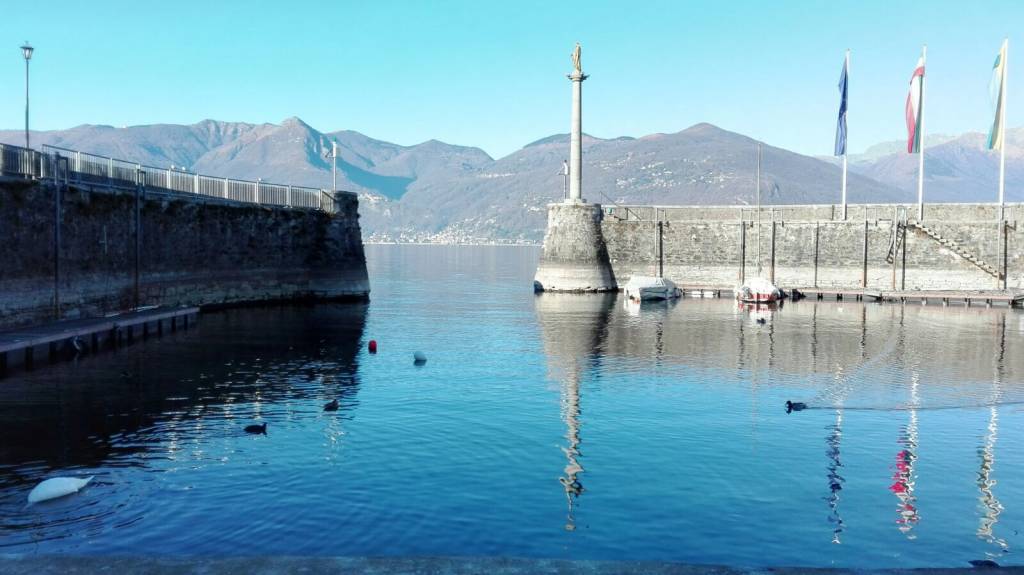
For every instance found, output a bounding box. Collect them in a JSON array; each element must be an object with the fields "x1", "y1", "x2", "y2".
[
  {"x1": 0, "y1": 179, "x2": 369, "y2": 329},
  {"x1": 602, "y1": 203, "x2": 1022, "y2": 291}
]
